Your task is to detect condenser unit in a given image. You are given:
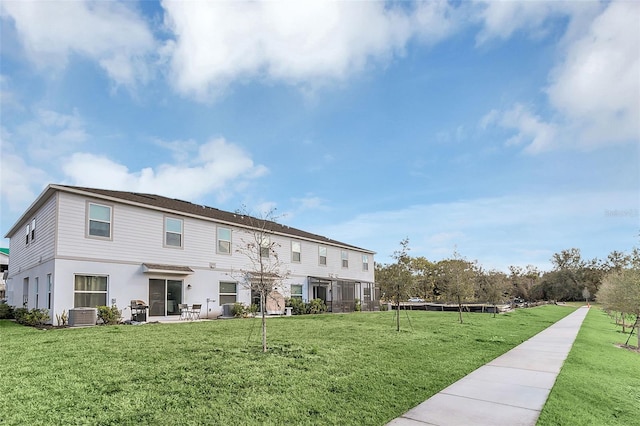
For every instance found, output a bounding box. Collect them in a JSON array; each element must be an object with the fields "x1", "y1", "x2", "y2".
[
  {"x1": 221, "y1": 303, "x2": 234, "y2": 318},
  {"x1": 68, "y1": 307, "x2": 97, "y2": 327}
]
